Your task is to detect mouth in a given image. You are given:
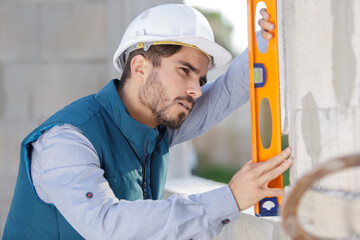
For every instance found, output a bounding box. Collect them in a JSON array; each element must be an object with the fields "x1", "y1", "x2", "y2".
[{"x1": 177, "y1": 101, "x2": 191, "y2": 112}]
